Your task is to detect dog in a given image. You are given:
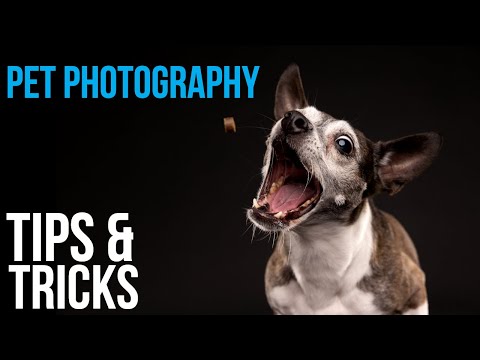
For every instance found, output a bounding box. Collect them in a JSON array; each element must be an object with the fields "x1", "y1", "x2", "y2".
[{"x1": 247, "y1": 64, "x2": 442, "y2": 315}]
